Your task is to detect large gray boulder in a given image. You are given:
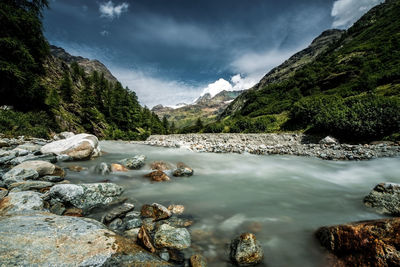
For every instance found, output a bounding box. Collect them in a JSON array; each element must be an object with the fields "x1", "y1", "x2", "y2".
[
  {"x1": 0, "y1": 213, "x2": 170, "y2": 266},
  {"x1": 364, "y1": 183, "x2": 400, "y2": 215},
  {"x1": 41, "y1": 133, "x2": 101, "y2": 160},
  {"x1": 230, "y1": 233, "x2": 264, "y2": 266},
  {"x1": 154, "y1": 224, "x2": 191, "y2": 250},
  {"x1": 2, "y1": 168, "x2": 39, "y2": 187},
  {"x1": 49, "y1": 183, "x2": 124, "y2": 212}
]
